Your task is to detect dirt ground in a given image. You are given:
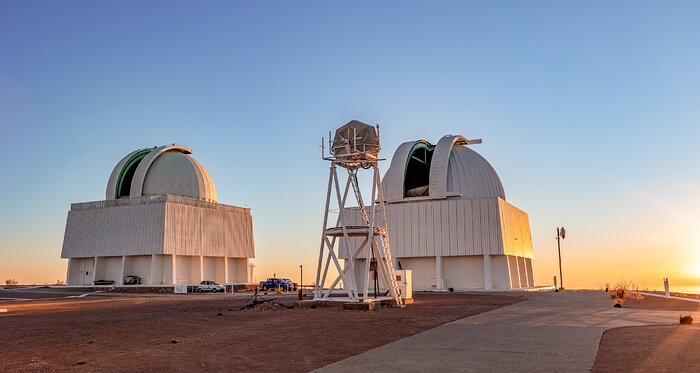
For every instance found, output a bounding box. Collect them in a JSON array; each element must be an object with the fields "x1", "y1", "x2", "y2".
[
  {"x1": 619, "y1": 294, "x2": 700, "y2": 311},
  {"x1": 0, "y1": 291, "x2": 522, "y2": 372},
  {"x1": 592, "y1": 293, "x2": 699, "y2": 372},
  {"x1": 646, "y1": 291, "x2": 700, "y2": 301},
  {"x1": 593, "y1": 324, "x2": 700, "y2": 372}
]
